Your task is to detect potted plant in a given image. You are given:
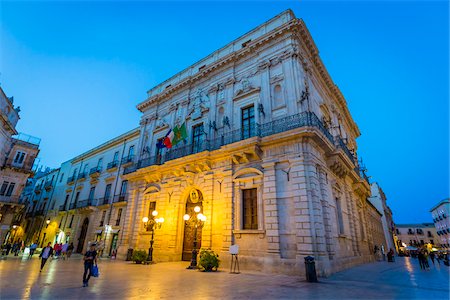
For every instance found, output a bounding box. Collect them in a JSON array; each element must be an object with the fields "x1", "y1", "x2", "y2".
[
  {"x1": 131, "y1": 250, "x2": 147, "y2": 264},
  {"x1": 198, "y1": 248, "x2": 220, "y2": 272}
]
